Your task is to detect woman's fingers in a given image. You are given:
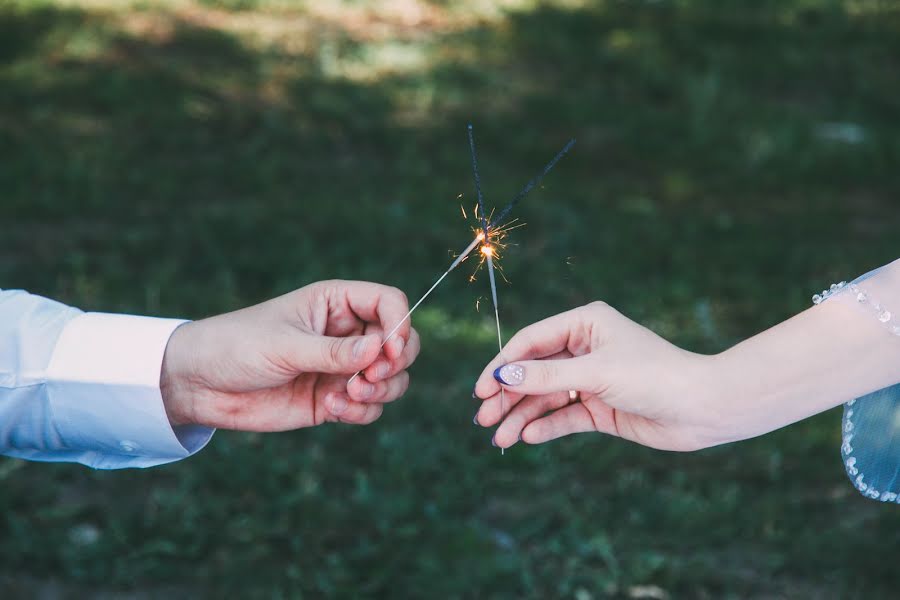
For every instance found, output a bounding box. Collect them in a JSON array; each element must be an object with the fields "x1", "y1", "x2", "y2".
[
  {"x1": 474, "y1": 389, "x2": 527, "y2": 427},
  {"x1": 492, "y1": 391, "x2": 572, "y2": 448},
  {"x1": 474, "y1": 306, "x2": 593, "y2": 399},
  {"x1": 492, "y1": 354, "x2": 603, "y2": 397},
  {"x1": 520, "y1": 401, "x2": 615, "y2": 444},
  {"x1": 474, "y1": 350, "x2": 573, "y2": 426}
]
